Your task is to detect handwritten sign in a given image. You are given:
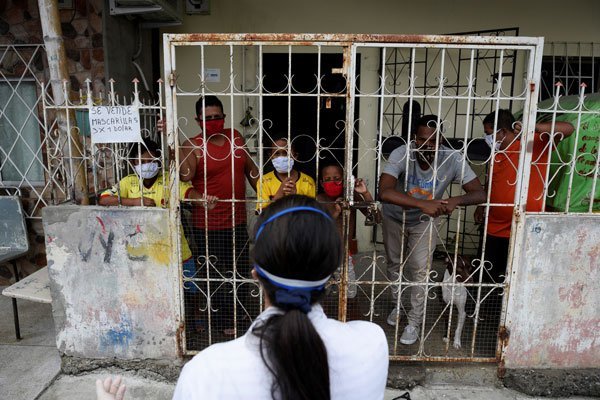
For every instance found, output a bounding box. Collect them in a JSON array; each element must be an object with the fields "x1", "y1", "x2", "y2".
[{"x1": 89, "y1": 106, "x2": 142, "y2": 144}]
